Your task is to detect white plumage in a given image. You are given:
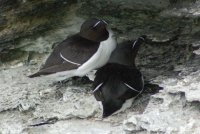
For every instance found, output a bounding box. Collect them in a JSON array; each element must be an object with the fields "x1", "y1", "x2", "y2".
[{"x1": 45, "y1": 30, "x2": 116, "y2": 81}]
